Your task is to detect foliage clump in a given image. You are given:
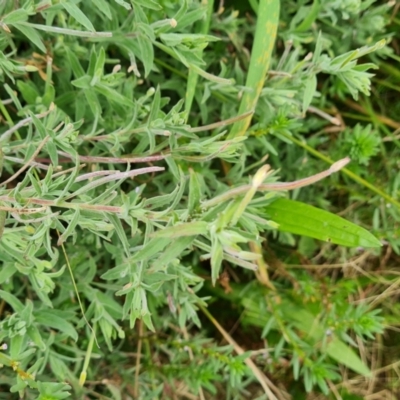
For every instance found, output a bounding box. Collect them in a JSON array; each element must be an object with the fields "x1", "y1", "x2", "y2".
[{"x1": 0, "y1": 1, "x2": 398, "y2": 399}]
